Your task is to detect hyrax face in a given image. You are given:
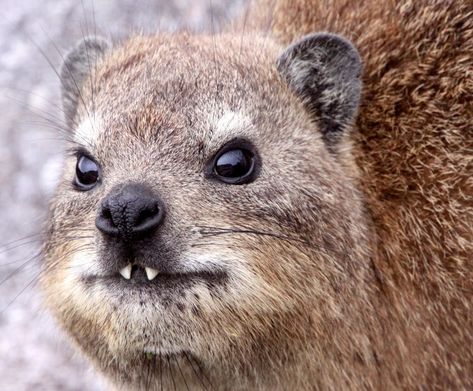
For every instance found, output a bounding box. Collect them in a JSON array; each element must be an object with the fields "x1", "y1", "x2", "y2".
[{"x1": 42, "y1": 33, "x2": 375, "y2": 389}]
